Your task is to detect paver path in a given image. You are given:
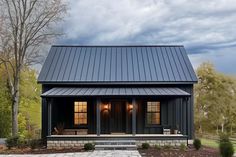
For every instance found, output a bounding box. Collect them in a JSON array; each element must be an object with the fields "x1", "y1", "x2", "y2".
[{"x1": 0, "y1": 150, "x2": 141, "y2": 157}]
